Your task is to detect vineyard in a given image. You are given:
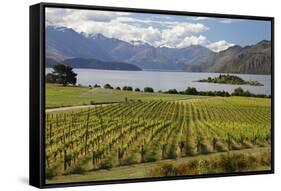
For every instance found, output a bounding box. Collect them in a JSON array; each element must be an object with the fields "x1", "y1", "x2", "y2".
[{"x1": 45, "y1": 96, "x2": 271, "y2": 181}]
